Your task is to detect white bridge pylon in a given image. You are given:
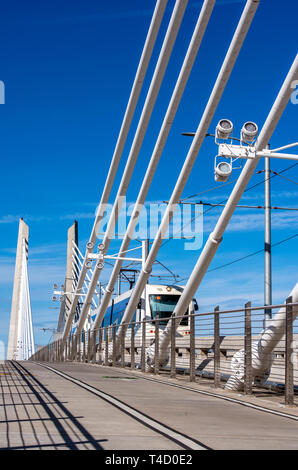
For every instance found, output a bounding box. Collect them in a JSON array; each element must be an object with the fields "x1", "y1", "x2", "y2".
[{"x1": 7, "y1": 219, "x2": 35, "y2": 360}]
